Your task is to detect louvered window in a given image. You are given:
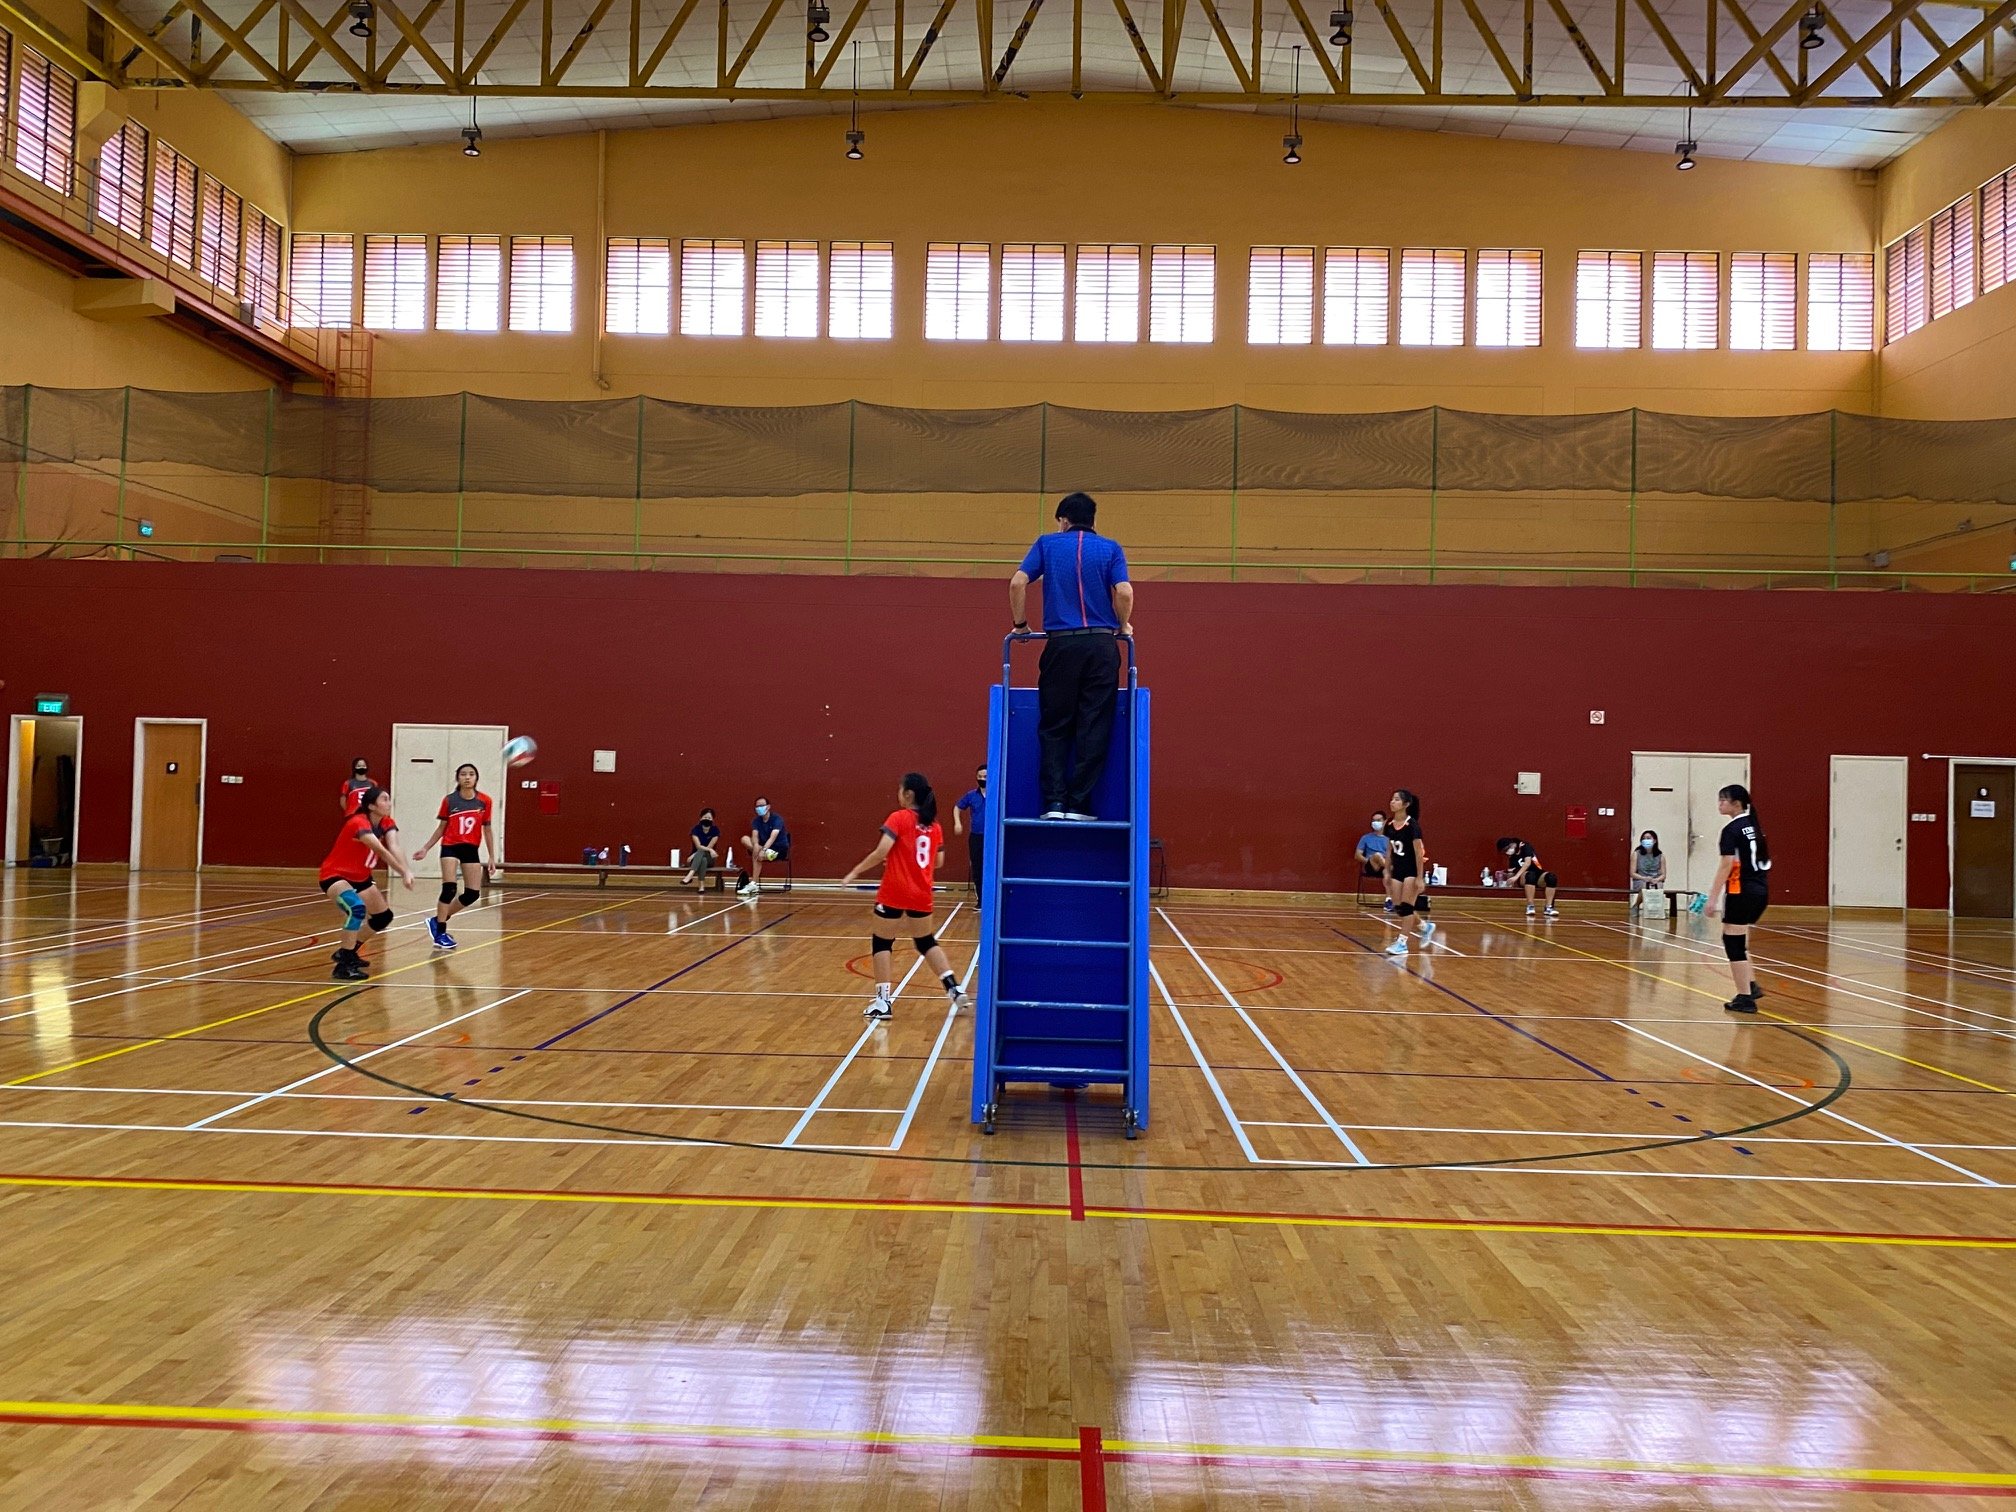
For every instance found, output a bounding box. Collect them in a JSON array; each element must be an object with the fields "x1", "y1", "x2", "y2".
[
  {"x1": 1805, "y1": 253, "x2": 1873, "y2": 352},
  {"x1": 1073, "y1": 244, "x2": 1139, "y2": 343},
  {"x1": 288, "y1": 233, "x2": 354, "y2": 328},
  {"x1": 754, "y1": 239, "x2": 819, "y2": 338},
  {"x1": 96, "y1": 120, "x2": 148, "y2": 239},
  {"x1": 926, "y1": 242, "x2": 990, "y2": 340},
  {"x1": 148, "y1": 144, "x2": 199, "y2": 269},
  {"x1": 13, "y1": 46, "x2": 76, "y2": 194},
  {"x1": 1149, "y1": 244, "x2": 1214, "y2": 343},
  {"x1": 509, "y1": 235, "x2": 574, "y2": 332},
  {"x1": 1247, "y1": 245, "x2": 1314, "y2": 344},
  {"x1": 1575, "y1": 250, "x2": 1641, "y2": 349},
  {"x1": 606, "y1": 236, "x2": 672, "y2": 335},
  {"x1": 1651, "y1": 250, "x2": 1719, "y2": 350},
  {"x1": 436, "y1": 234, "x2": 502, "y2": 332},
  {"x1": 679, "y1": 237, "x2": 745, "y2": 336},
  {"x1": 1000, "y1": 242, "x2": 1066, "y2": 341},
  {"x1": 1728, "y1": 251, "x2": 1796, "y2": 351},
  {"x1": 363, "y1": 232, "x2": 428, "y2": 330},
  {"x1": 1322, "y1": 247, "x2": 1389, "y2": 345},
  {"x1": 1399, "y1": 247, "x2": 1465, "y2": 346},
  {"x1": 1884, "y1": 227, "x2": 1928, "y2": 344},
  {"x1": 828, "y1": 241, "x2": 894, "y2": 339},
  {"x1": 198, "y1": 178, "x2": 244, "y2": 296},
  {"x1": 1475, "y1": 248, "x2": 1541, "y2": 347}
]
